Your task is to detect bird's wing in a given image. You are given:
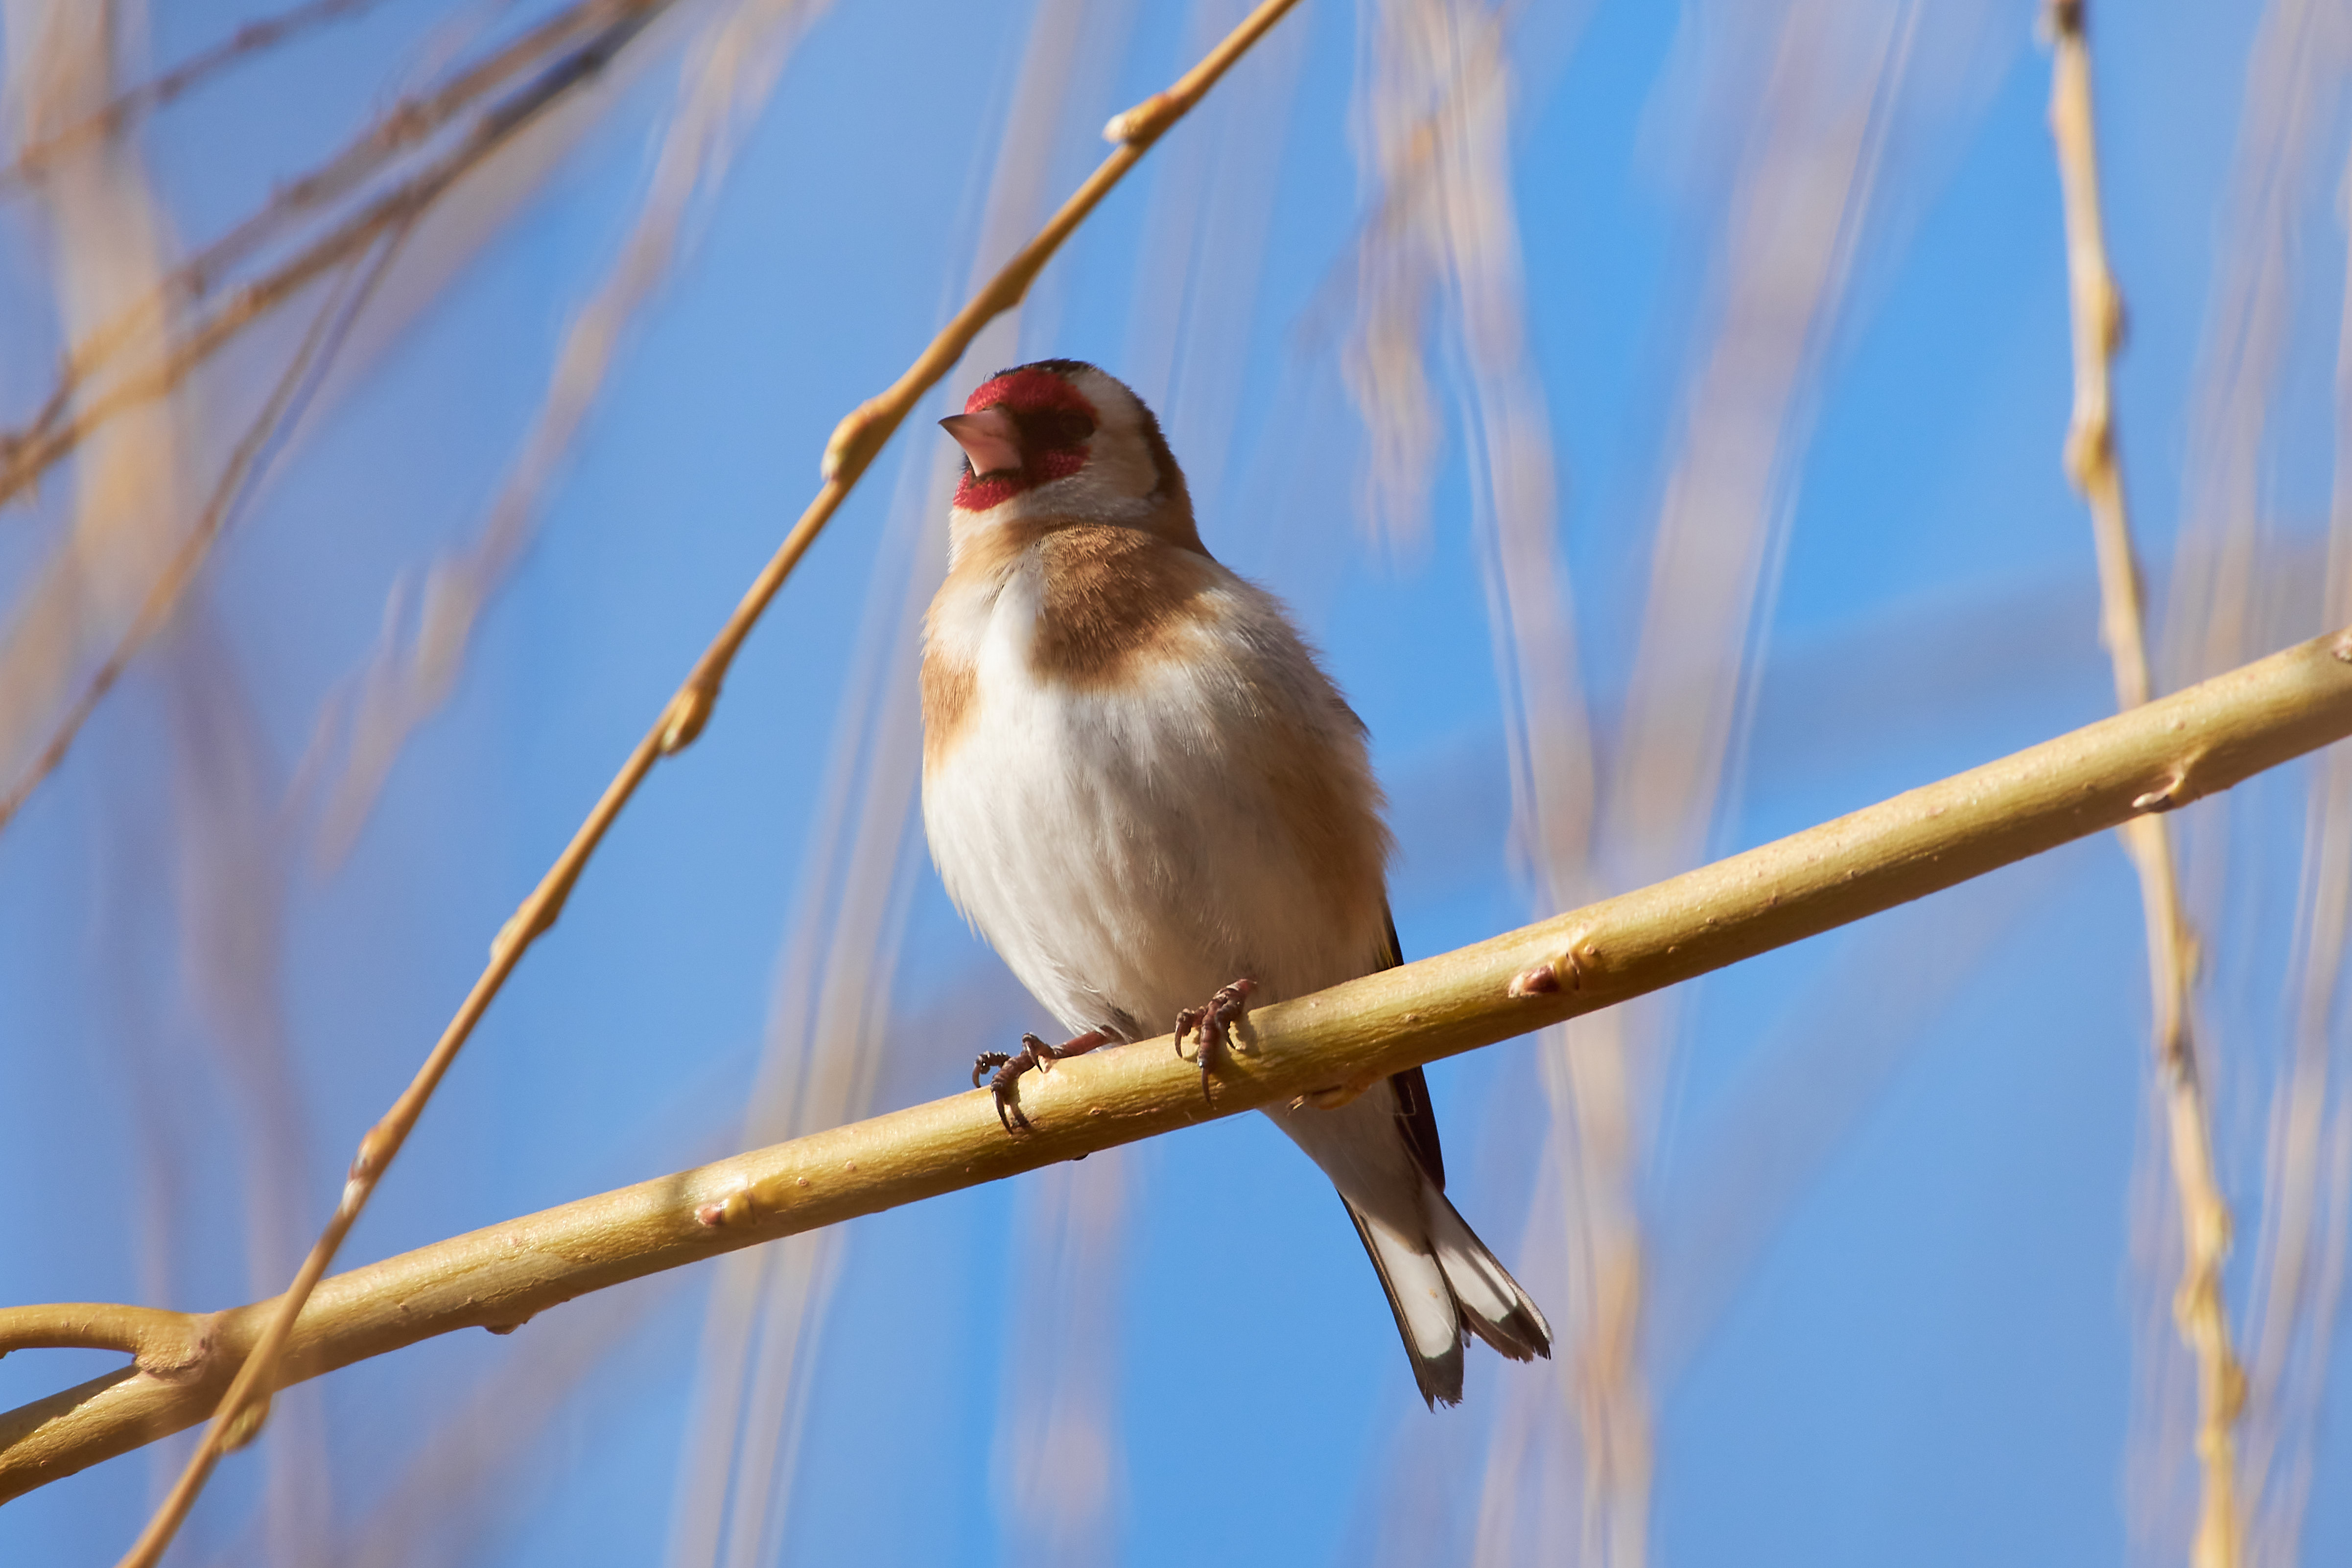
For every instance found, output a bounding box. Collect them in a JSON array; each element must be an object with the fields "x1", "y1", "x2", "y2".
[{"x1": 1378, "y1": 903, "x2": 1446, "y2": 1192}]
